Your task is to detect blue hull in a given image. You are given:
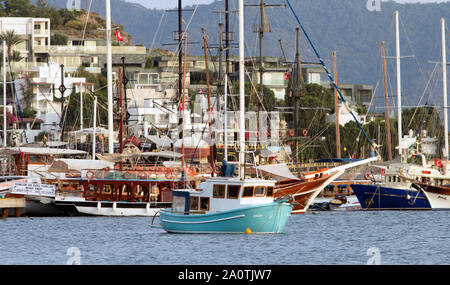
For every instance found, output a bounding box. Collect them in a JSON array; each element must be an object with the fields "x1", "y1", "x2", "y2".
[
  {"x1": 350, "y1": 184, "x2": 431, "y2": 210},
  {"x1": 159, "y1": 201, "x2": 293, "y2": 234}
]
